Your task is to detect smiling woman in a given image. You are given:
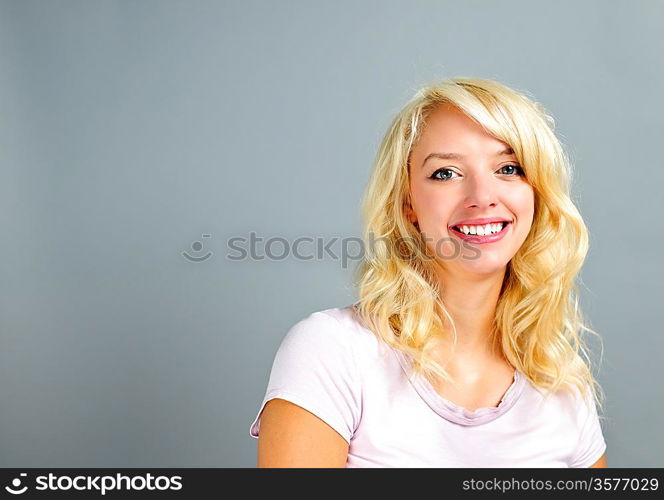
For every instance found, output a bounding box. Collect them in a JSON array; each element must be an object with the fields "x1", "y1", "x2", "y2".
[
  {"x1": 405, "y1": 103, "x2": 535, "y2": 278},
  {"x1": 249, "y1": 77, "x2": 607, "y2": 468}
]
